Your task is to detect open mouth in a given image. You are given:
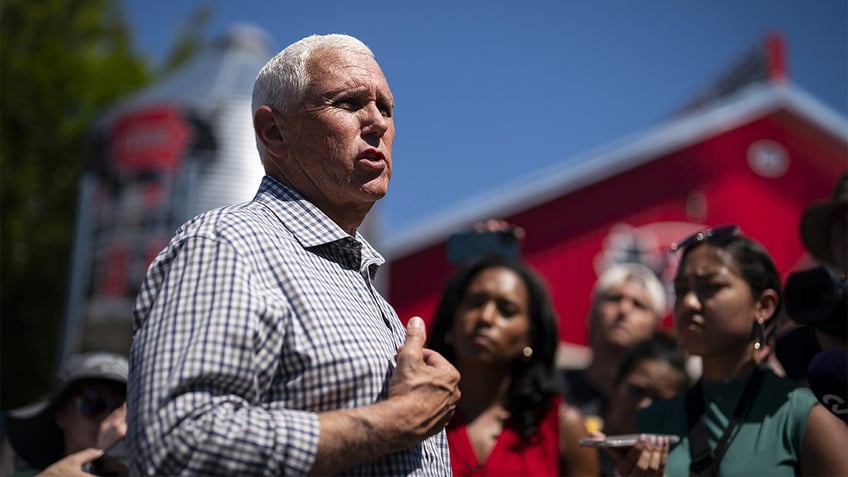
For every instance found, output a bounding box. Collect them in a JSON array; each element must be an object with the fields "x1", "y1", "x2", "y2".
[
  {"x1": 357, "y1": 149, "x2": 386, "y2": 172},
  {"x1": 359, "y1": 148, "x2": 385, "y2": 161}
]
